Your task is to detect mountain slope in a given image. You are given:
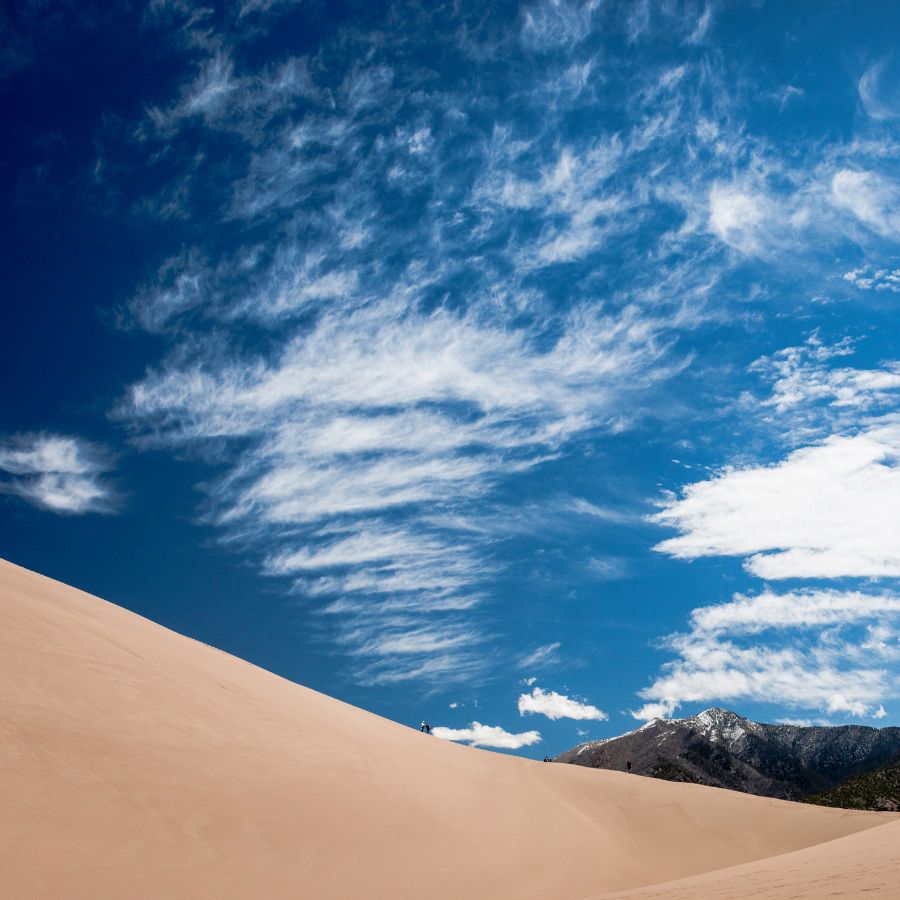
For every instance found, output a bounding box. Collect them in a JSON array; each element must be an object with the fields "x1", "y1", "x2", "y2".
[
  {"x1": 0, "y1": 557, "x2": 891, "y2": 899},
  {"x1": 807, "y1": 754, "x2": 900, "y2": 811},
  {"x1": 556, "y1": 707, "x2": 900, "y2": 801}
]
